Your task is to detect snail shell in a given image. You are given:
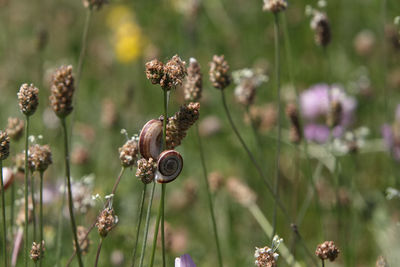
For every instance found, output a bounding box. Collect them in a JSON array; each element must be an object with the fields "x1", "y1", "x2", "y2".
[
  {"x1": 156, "y1": 150, "x2": 183, "y2": 183},
  {"x1": 139, "y1": 119, "x2": 163, "y2": 160},
  {"x1": 0, "y1": 167, "x2": 15, "y2": 192}
]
